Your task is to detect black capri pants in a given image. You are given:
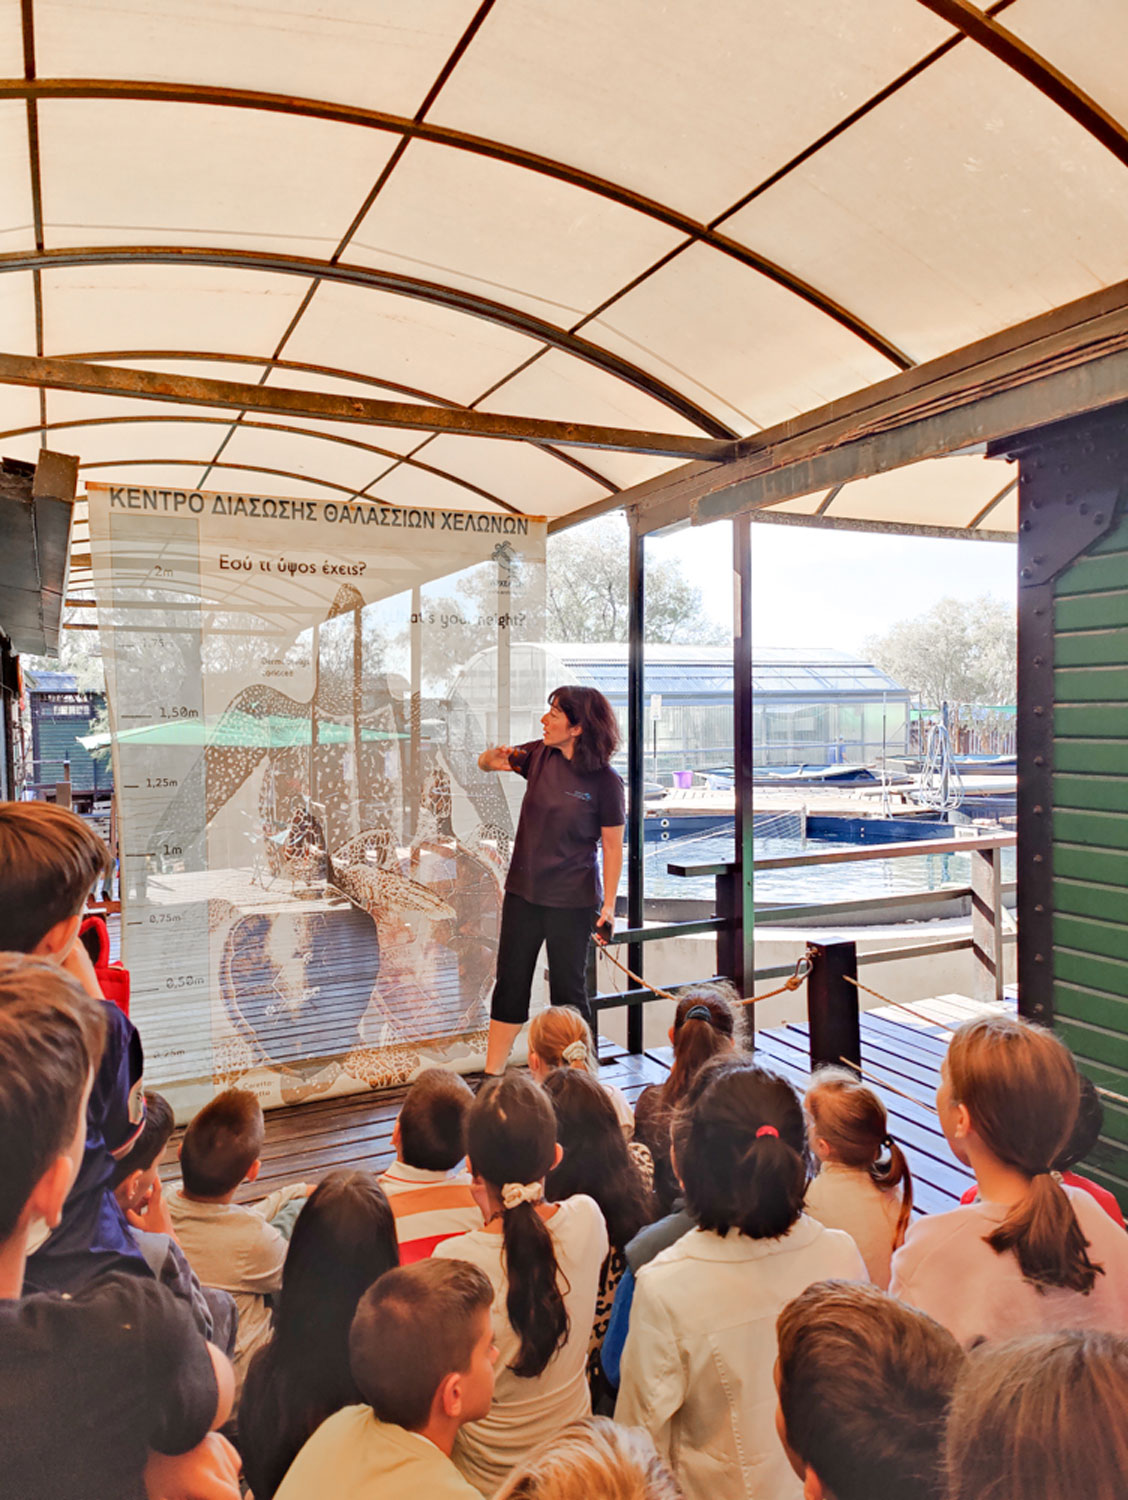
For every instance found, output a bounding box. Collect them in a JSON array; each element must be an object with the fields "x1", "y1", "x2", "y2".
[{"x1": 490, "y1": 892, "x2": 596, "y2": 1029}]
